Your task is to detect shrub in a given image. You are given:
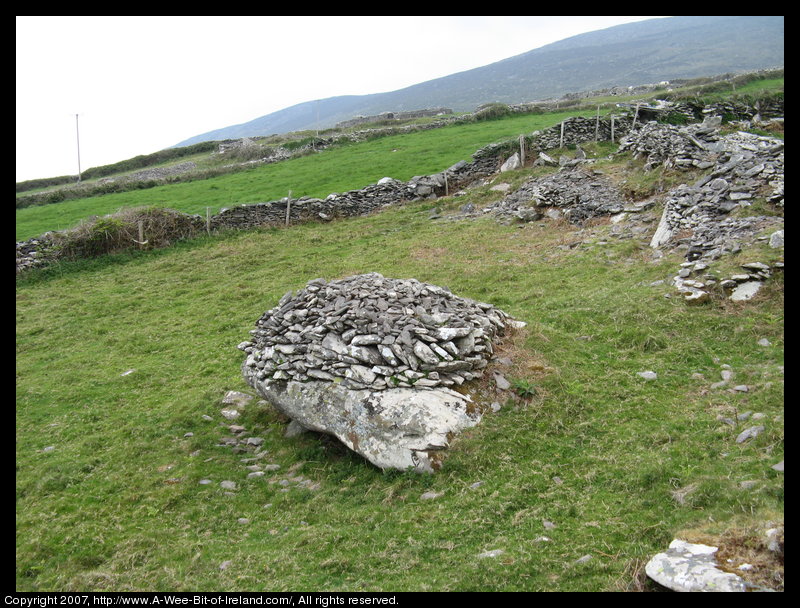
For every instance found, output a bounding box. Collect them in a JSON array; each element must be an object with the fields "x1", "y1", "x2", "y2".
[
  {"x1": 474, "y1": 103, "x2": 512, "y2": 121},
  {"x1": 50, "y1": 207, "x2": 203, "y2": 260}
]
